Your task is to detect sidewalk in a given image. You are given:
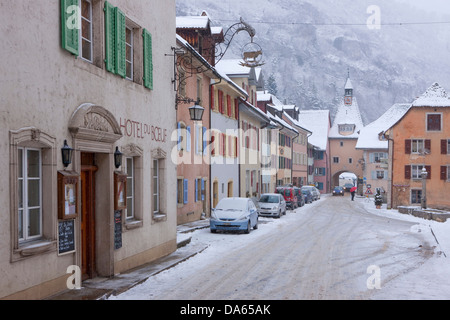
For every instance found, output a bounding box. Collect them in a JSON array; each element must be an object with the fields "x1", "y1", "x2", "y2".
[{"x1": 47, "y1": 219, "x2": 210, "y2": 300}]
